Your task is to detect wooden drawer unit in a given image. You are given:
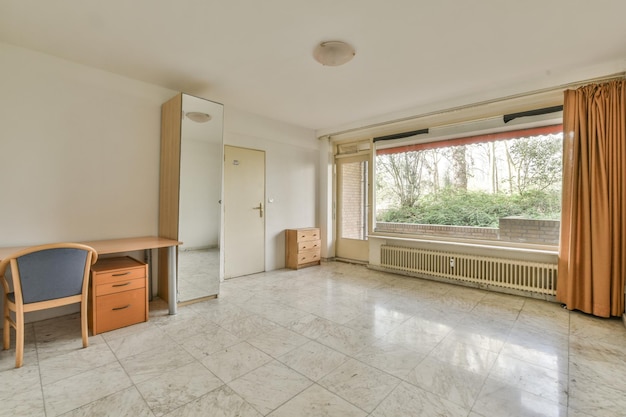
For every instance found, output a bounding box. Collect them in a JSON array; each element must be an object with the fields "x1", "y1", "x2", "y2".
[
  {"x1": 89, "y1": 256, "x2": 148, "y2": 335},
  {"x1": 285, "y1": 228, "x2": 321, "y2": 269}
]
